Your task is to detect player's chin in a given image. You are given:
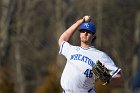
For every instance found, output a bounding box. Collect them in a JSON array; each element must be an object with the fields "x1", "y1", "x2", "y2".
[{"x1": 81, "y1": 38, "x2": 88, "y2": 43}]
